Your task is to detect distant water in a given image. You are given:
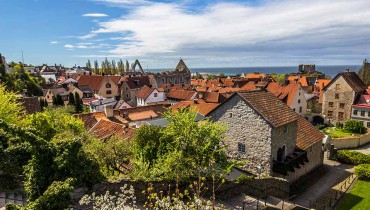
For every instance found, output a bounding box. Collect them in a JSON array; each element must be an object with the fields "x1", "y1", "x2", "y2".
[{"x1": 149, "y1": 65, "x2": 362, "y2": 79}]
